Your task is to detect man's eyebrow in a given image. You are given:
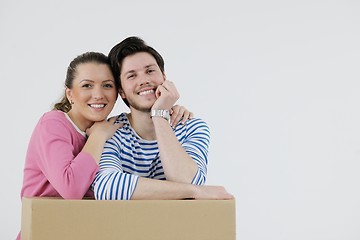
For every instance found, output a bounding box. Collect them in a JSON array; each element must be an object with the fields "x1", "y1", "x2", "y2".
[
  {"x1": 145, "y1": 64, "x2": 156, "y2": 68},
  {"x1": 123, "y1": 70, "x2": 135, "y2": 76},
  {"x1": 123, "y1": 63, "x2": 158, "y2": 76}
]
